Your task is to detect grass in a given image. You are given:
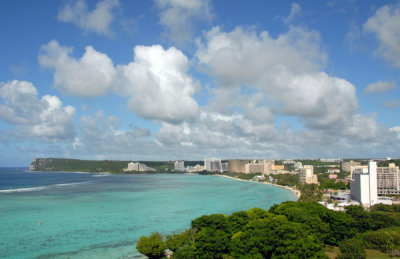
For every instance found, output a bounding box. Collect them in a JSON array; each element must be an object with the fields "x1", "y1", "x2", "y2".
[
  {"x1": 325, "y1": 246, "x2": 395, "y2": 259},
  {"x1": 365, "y1": 249, "x2": 392, "y2": 259}
]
